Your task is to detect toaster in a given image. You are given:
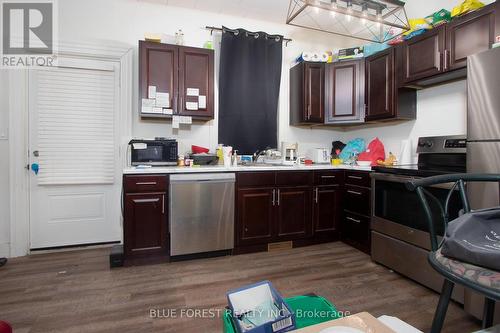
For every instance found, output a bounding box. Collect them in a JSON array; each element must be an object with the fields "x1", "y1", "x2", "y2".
[{"x1": 310, "y1": 148, "x2": 331, "y2": 164}]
